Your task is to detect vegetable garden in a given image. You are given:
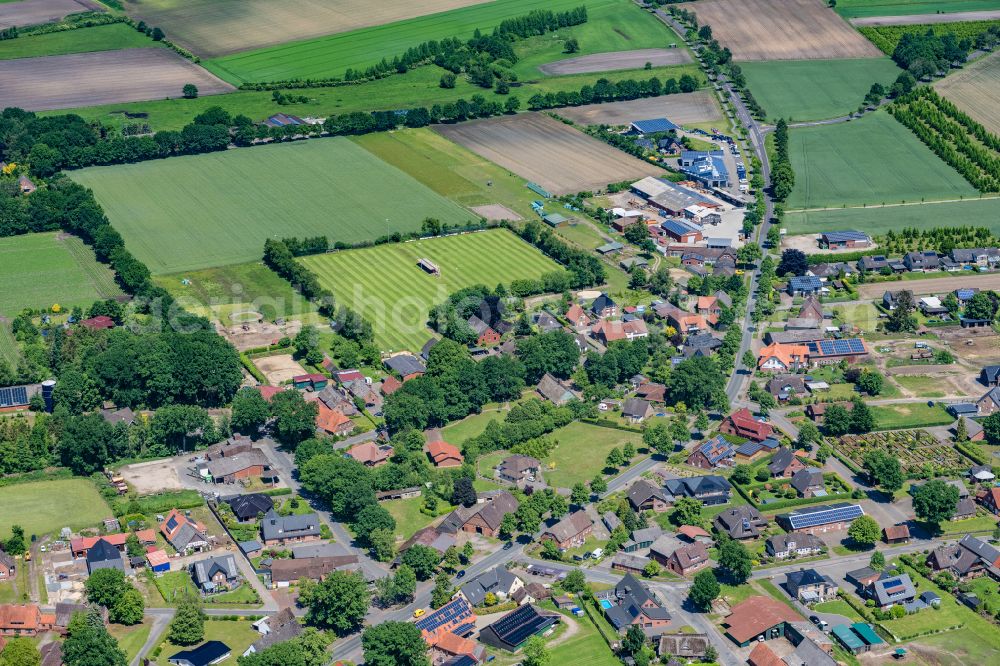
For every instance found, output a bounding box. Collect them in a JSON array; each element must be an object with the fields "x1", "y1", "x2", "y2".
[{"x1": 835, "y1": 429, "x2": 971, "y2": 477}]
